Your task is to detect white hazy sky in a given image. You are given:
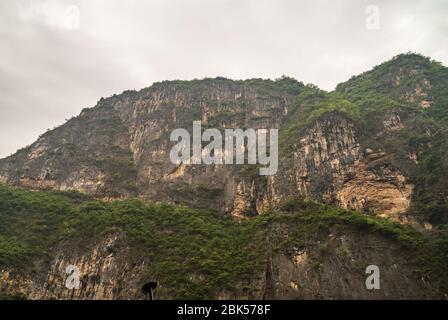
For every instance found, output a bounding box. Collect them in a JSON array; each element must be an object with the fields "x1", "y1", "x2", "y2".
[{"x1": 1, "y1": 0, "x2": 447, "y2": 158}]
